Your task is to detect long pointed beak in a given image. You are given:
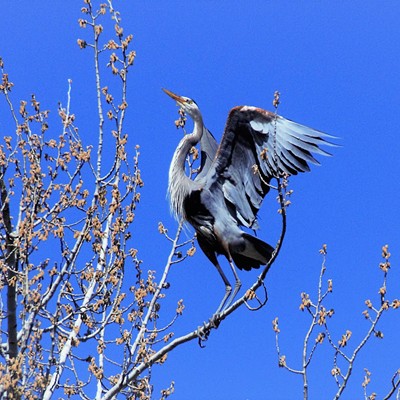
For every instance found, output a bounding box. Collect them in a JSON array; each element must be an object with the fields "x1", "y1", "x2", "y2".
[{"x1": 162, "y1": 88, "x2": 185, "y2": 105}]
